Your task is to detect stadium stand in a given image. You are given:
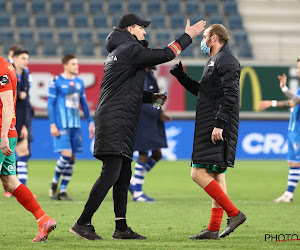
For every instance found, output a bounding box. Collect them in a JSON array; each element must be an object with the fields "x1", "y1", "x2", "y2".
[
  {"x1": 89, "y1": 0, "x2": 104, "y2": 14},
  {"x1": 31, "y1": 0, "x2": 47, "y2": 13},
  {"x1": 15, "y1": 13, "x2": 30, "y2": 27},
  {"x1": 12, "y1": 0, "x2": 27, "y2": 13},
  {"x1": 34, "y1": 13, "x2": 50, "y2": 28},
  {"x1": 0, "y1": 0, "x2": 254, "y2": 59}
]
